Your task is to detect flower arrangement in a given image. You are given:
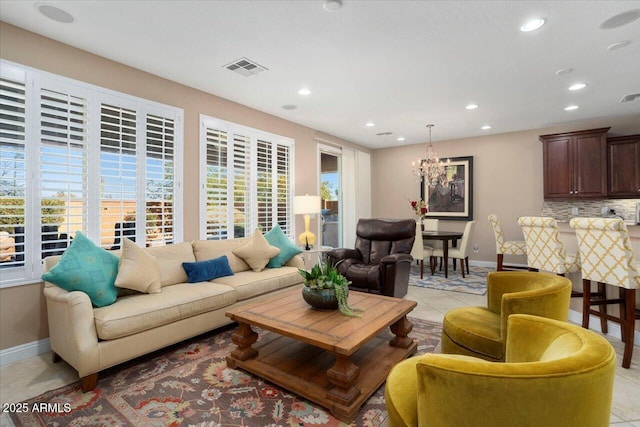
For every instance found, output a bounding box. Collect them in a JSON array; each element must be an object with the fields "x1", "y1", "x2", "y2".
[
  {"x1": 298, "y1": 257, "x2": 363, "y2": 317},
  {"x1": 409, "y1": 199, "x2": 428, "y2": 219}
]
